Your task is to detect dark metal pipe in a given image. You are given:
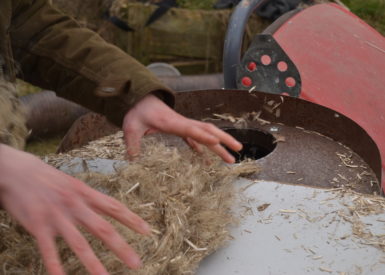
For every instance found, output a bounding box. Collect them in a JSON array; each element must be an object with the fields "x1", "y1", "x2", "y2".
[
  {"x1": 160, "y1": 74, "x2": 223, "y2": 91},
  {"x1": 20, "y1": 74, "x2": 224, "y2": 139},
  {"x1": 223, "y1": 0, "x2": 270, "y2": 89},
  {"x1": 19, "y1": 91, "x2": 88, "y2": 139}
]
